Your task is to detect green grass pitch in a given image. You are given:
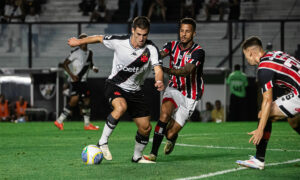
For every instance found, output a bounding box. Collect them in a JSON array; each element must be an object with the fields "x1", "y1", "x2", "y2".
[{"x1": 0, "y1": 121, "x2": 299, "y2": 180}]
